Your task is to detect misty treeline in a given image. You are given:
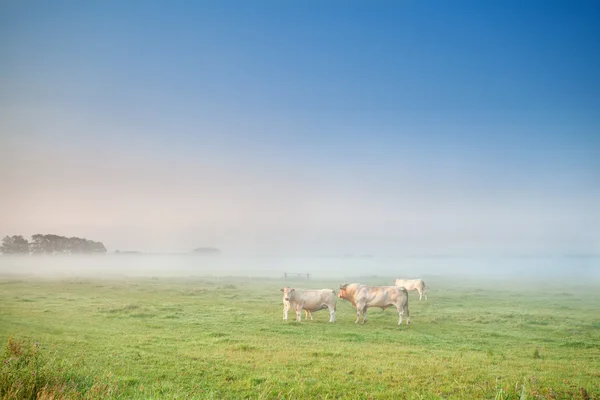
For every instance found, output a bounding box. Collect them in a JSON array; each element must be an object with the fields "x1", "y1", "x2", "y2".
[{"x1": 0, "y1": 234, "x2": 107, "y2": 255}]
